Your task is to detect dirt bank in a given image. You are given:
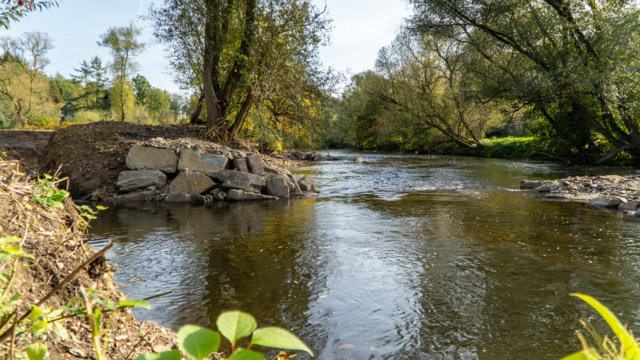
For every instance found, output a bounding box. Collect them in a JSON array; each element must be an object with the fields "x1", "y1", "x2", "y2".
[{"x1": 0, "y1": 161, "x2": 176, "y2": 359}]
